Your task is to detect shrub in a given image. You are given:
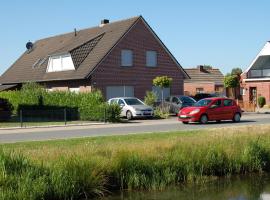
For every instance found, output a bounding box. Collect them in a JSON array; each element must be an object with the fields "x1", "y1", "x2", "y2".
[
  {"x1": 0, "y1": 83, "x2": 120, "y2": 122},
  {"x1": 105, "y1": 103, "x2": 121, "y2": 122},
  {"x1": 154, "y1": 105, "x2": 170, "y2": 119},
  {"x1": 144, "y1": 91, "x2": 157, "y2": 107},
  {"x1": 258, "y1": 96, "x2": 266, "y2": 108}
]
